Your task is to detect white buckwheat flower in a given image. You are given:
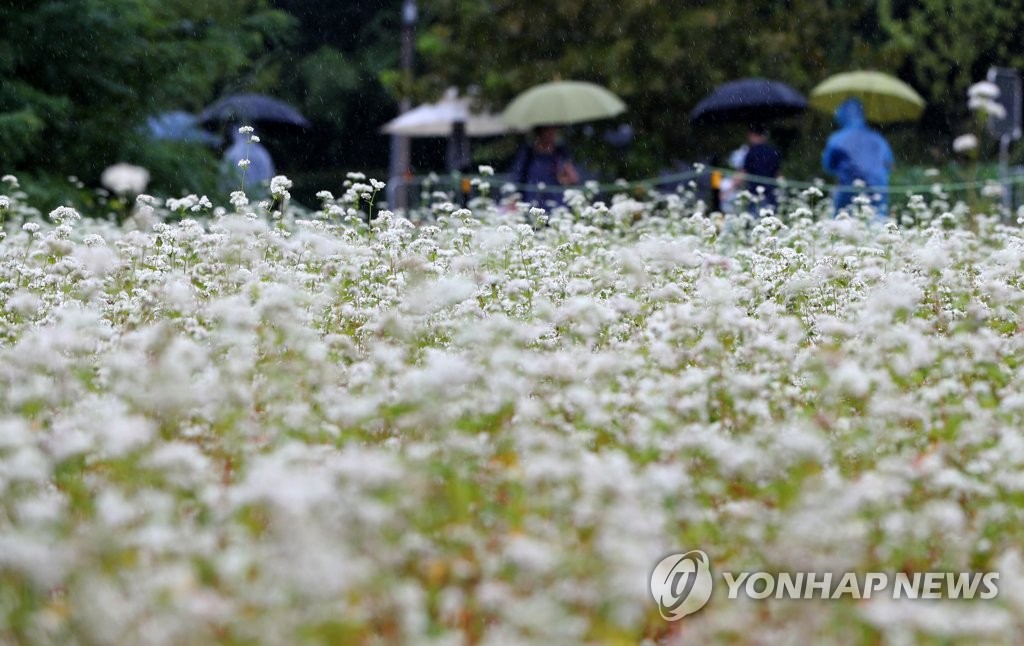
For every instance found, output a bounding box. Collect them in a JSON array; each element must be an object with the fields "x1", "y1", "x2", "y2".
[
  {"x1": 49, "y1": 206, "x2": 81, "y2": 224},
  {"x1": 952, "y1": 134, "x2": 978, "y2": 154},
  {"x1": 101, "y1": 163, "x2": 150, "y2": 195},
  {"x1": 967, "y1": 80, "x2": 1000, "y2": 100},
  {"x1": 270, "y1": 176, "x2": 293, "y2": 200}
]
